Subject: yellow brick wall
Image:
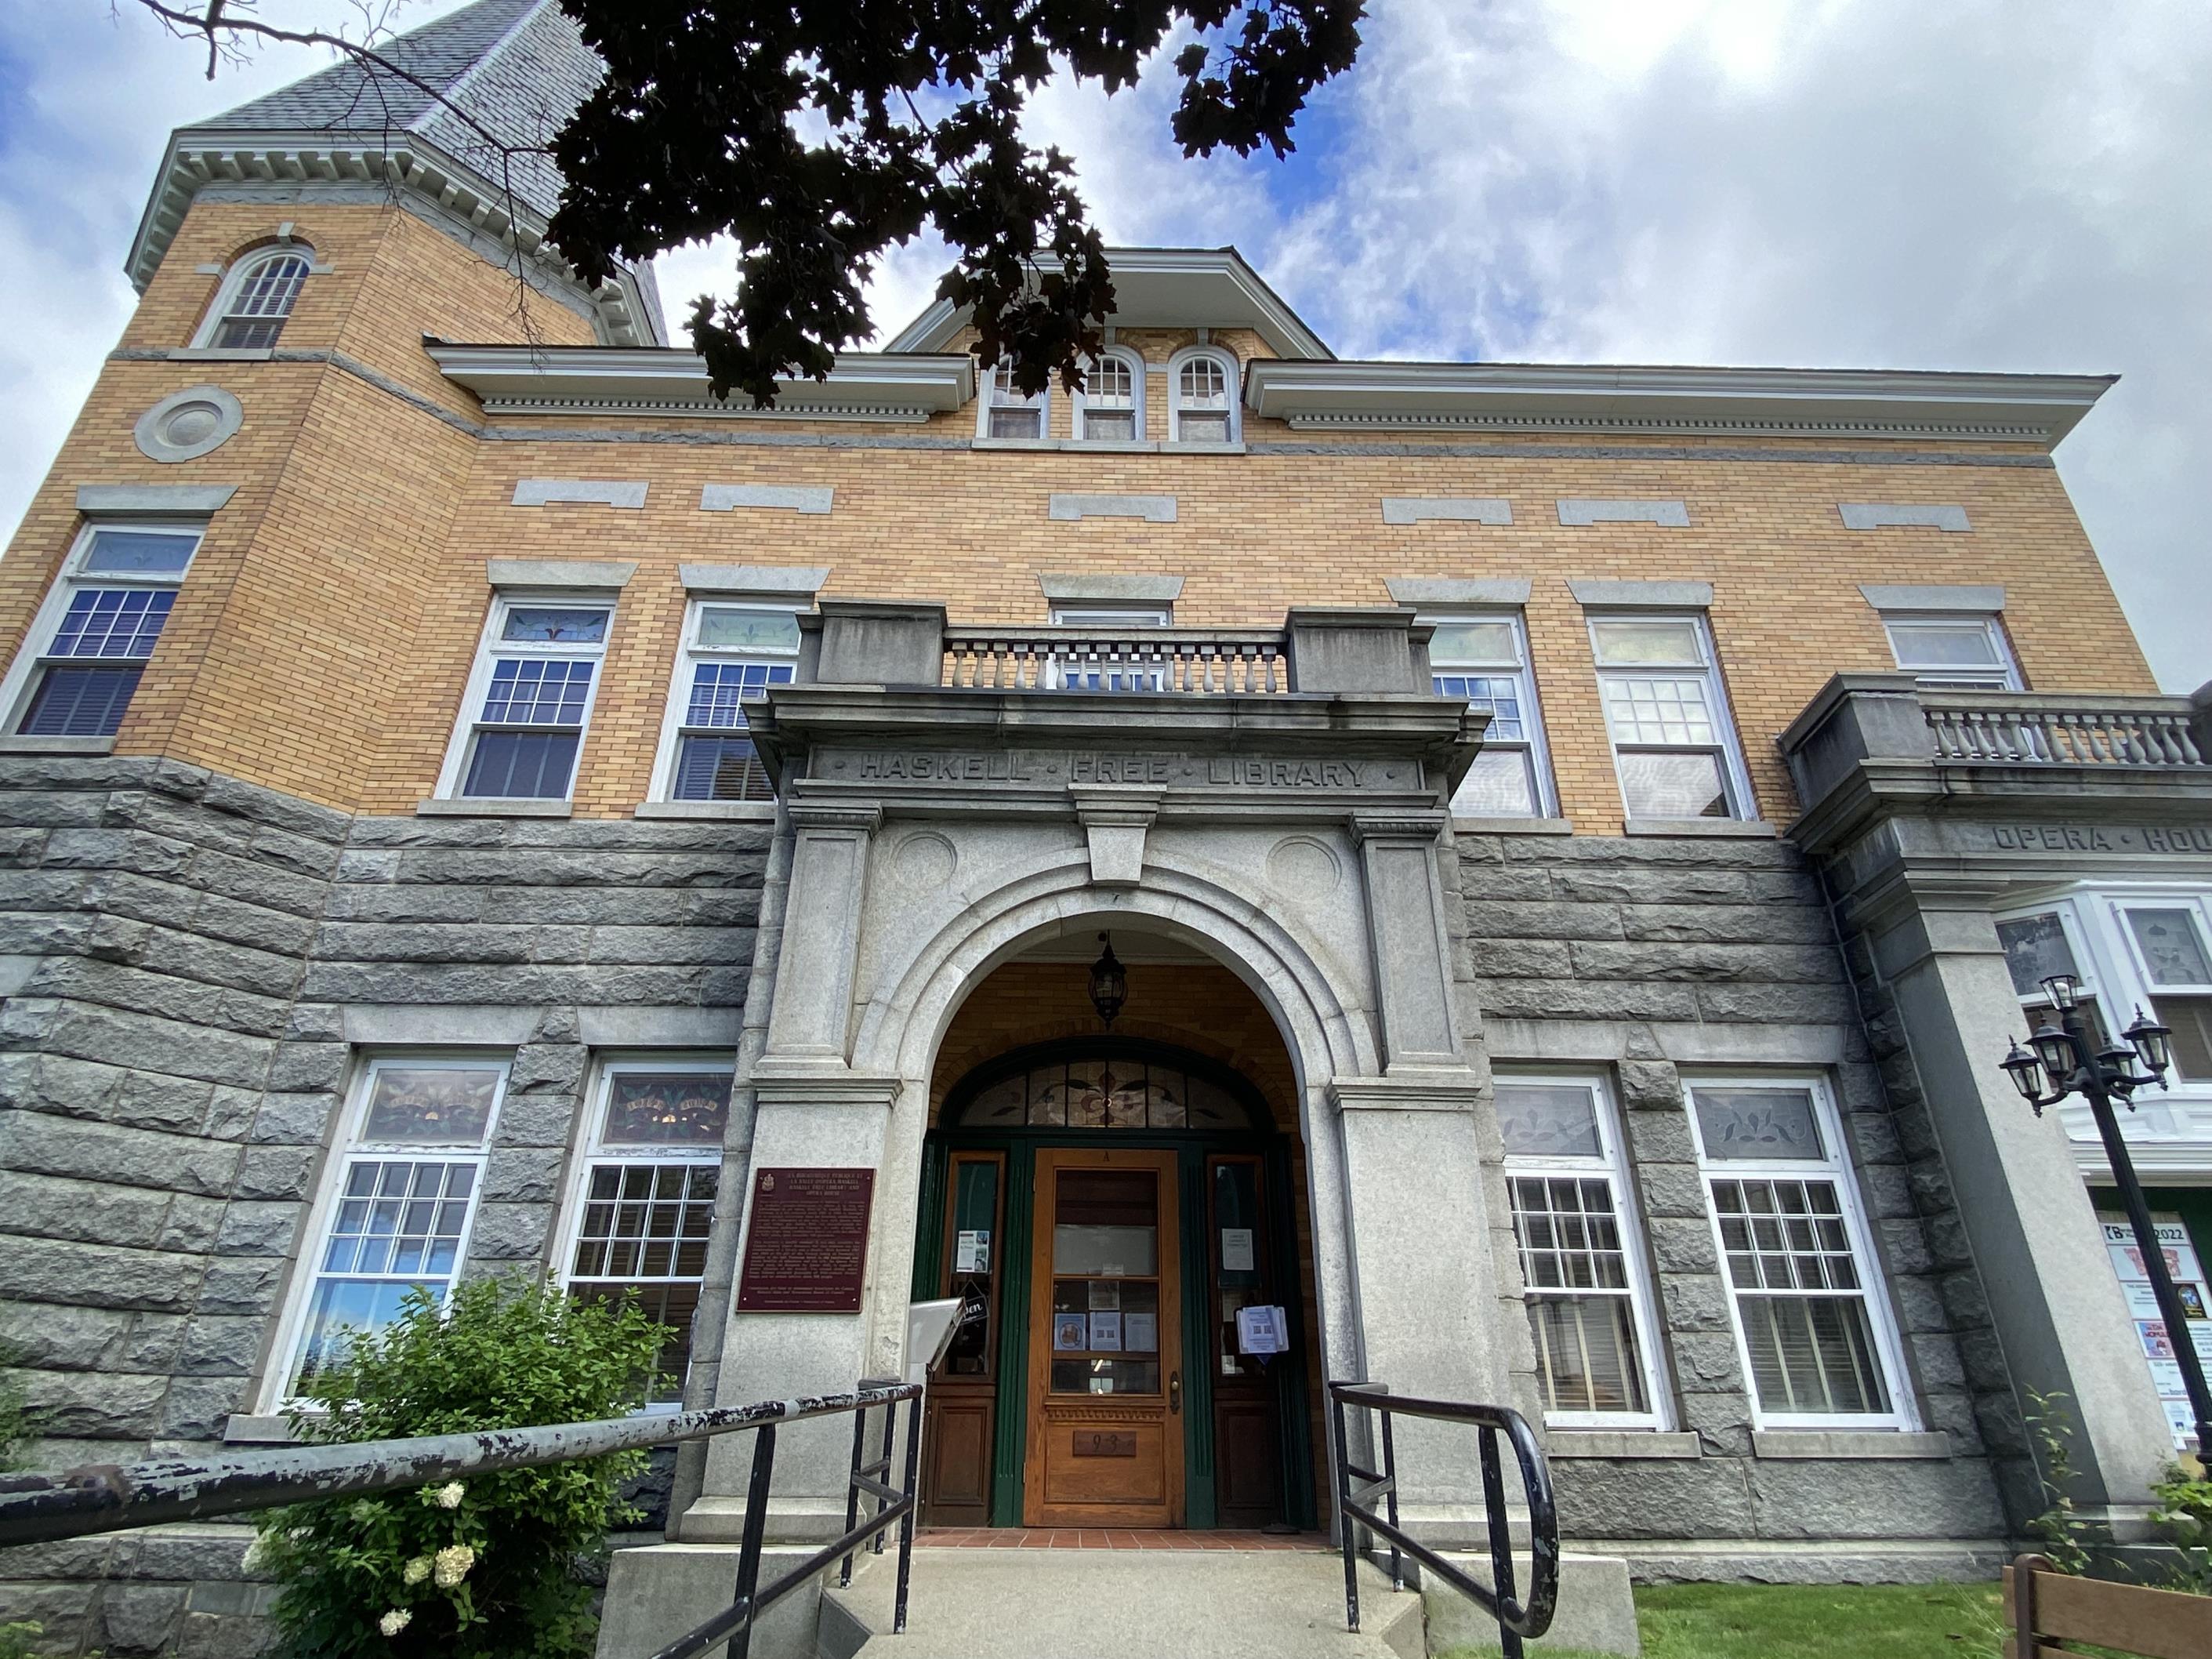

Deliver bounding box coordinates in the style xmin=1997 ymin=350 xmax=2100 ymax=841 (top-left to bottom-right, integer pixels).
xmin=0 ymin=194 xmax=2159 ymax=824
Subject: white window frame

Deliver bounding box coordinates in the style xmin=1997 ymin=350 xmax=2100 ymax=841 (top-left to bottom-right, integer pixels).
xmin=434 ymin=591 xmax=615 ymax=802
xmin=1495 ymin=1070 xmax=1672 ymax=1428
xmin=551 ymin=1056 xmax=735 ymax=1412
xmin=647 ymin=599 xmax=800 ymax=810
xmin=0 ymin=518 xmax=205 ymax=744
xmin=191 ymin=245 xmax=314 ymax=350
xmin=1166 ymin=345 xmax=1241 ymax=445
xmin=1073 ymin=347 xmax=1146 ymax=443
xmin=976 ymin=362 xmax=1050 ymax=442
xmin=1425 ymin=611 xmax=1557 ymax=819
xmin=261 ymin=1053 xmax=509 ymax=1409
xmin=1046 ymin=603 xmax=1172 ymax=692
xmin=1684 ymin=1071 xmax=1916 ymax=1431
xmin=2096 ymin=889 xmax=2212 ymax=1091
xmin=1883 ymin=612 xmax=2022 ymax=690
xmin=1587 ymin=611 xmax=1757 ymax=822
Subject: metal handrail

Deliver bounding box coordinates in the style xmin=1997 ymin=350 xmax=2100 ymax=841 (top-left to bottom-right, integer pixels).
xmin=0 ymin=1381 xmax=925 ymax=1659
xmin=1327 ymin=1379 xmax=1557 ymax=1658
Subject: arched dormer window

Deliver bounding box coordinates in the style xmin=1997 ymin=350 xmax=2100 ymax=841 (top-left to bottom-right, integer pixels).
xmin=198 ymin=247 xmax=311 ymax=350
xmin=979 ymin=360 xmax=1049 ymax=441
xmin=1074 ymin=347 xmax=1144 ymax=442
xmin=1169 ymin=346 xmax=1238 ymax=445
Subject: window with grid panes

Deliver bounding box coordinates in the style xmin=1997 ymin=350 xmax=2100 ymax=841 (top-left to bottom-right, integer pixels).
xmin=1589 ymin=615 xmax=1753 ymax=820
xmin=1496 ymin=1077 xmax=1666 ymax=1424
xmin=1688 ymin=1078 xmax=1909 ymax=1425
xmin=201 ymin=249 xmax=310 ymax=348
xmin=1994 ymin=906 xmax=2115 ymax=1051
xmin=661 ymin=604 xmax=799 ymax=803
xmin=1171 ymin=351 xmax=1235 ymax=442
xmin=1077 ymin=350 xmax=1141 ymax=441
xmin=1046 ymin=604 xmax=1171 ymax=692
xmin=1428 ymin=615 xmax=1554 ymax=818
xmin=1882 ymin=614 xmax=2021 ymax=690
xmin=5 ymin=523 xmax=201 ymax=741
xmin=982 ymin=363 xmax=1047 ymax=439
xmin=446 ymin=601 xmax=610 ymax=800
xmin=277 ymin=1058 xmax=507 ymax=1395
xmin=562 ymin=1064 xmax=732 ymax=1405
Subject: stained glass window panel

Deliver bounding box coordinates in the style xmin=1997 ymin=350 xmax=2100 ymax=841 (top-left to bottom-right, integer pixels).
xmin=82 ymin=531 xmax=198 ymax=576
xmin=361 ymin=1066 xmax=500 ymax=1145
xmin=2127 ymin=909 xmax=2212 ymax=986
xmin=500 ymin=608 xmax=608 ymax=644
xmin=1694 ymin=1088 xmax=1824 ymax=1160
xmin=1590 ymin=619 xmax=1703 ymax=666
xmin=695 ymin=608 xmax=801 ymax=652
xmin=1996 ymin=913 xmax=2078 ymax=998
xmin=600 ymin=1073 xmax=732 ymax=1146
xmin=1496 ymin=1084 xmax=1603 ymax=1159
xmin=1428 ymin=620 xmax=1518 ymax=666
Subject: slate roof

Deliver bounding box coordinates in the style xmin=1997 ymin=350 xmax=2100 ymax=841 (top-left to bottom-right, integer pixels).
xmin=166 ymin=0 xmax=663 ymax=339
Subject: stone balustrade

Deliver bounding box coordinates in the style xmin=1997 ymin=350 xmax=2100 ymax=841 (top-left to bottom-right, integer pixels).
xmin=1920 ymin=691 xmax=2205 ymax=766
xmin=941 ymin=625 xmax=1290 ymax=693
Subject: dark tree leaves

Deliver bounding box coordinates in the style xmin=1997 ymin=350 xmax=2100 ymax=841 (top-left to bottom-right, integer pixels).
xmin=546 ymin=2 xmax=1364 ymax=405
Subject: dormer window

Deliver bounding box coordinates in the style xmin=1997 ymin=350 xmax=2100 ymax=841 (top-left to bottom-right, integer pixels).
xmin=1075 ymin=350 xmax=1144 ymax=442
xmin=981 ymin=362 xmax=1048 ymax=441
xmin=1169 ymin=348 xmax=1237 ymax=444
xmin=198 ymin=248 xmax=311 ymax=349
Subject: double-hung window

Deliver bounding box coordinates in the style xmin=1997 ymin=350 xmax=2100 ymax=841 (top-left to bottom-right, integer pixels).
xmin=981 ymin=362 xmax=1048 ymax=441
xmin=198 ymin=247 xmax=310 ymax=349
xmin=443 ymin=597 xmax=611 ymax=800
xmin=4 ymin=521 xmax=201 ymax=741
xmin=1496 ymin=1075 xmax=1668 ymax=1425
xmin=559 ymin=1062 xmax=732 ymax=1407
xmin=1428 ymin=615 xmax=1555 ymax=818
xmin=1047 ymin=604 xmax=1170 ymax=692
xmin=275 ymin=1057 xmax=507 ymax=1397
xmin=655 ymin=603 xmax=799 ymax=804
xmin=1589 ymin=614 xmax=1754 ymax=821
xmin=1687 ymin=1075 xmax=1911 ymax=1427
xmin=1884 ymin=613 xmax=2021 ymax=690
xmin=1994 ymin=903 xmax=2112 ymax=1045
xmin=1075 ymin=349 xmax=1143 ymax=441
xmin=1169 ymin=349 xmax=1237 ymax=444
xmin=2116 ymin=901 xmax=2212 ymax=1082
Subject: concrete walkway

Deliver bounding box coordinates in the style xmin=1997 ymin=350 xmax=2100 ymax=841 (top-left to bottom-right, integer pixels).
xmin=825 ymin=1545 xmax=1426 ymax=1659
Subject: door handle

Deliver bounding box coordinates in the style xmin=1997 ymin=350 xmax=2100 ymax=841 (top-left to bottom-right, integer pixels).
xmin=1169 ymin=1371 xmax=1181 ymax=1414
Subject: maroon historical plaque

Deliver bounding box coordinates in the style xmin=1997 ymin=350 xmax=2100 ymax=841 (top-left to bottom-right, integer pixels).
xmin=736 ymin=1167 xmax=876 ymax=1312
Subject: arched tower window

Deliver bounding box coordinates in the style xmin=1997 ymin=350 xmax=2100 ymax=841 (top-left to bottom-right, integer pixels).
xmin=198 ymin=248 xmax=311 ymax=349
xmin=1169 ymin=347 xmax=1238 ymax=444
xmin=979 ymin=360 xmax=1049 ymax=441
xmin=1074 ymin=347 xmax=1144 ymax=442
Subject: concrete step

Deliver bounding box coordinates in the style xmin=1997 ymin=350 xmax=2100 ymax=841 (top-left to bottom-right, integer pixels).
xmin=825 ymin=1545 xmax=1425 ymax=1659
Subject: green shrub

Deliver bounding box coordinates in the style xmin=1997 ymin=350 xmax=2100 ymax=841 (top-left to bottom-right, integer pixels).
xmin=252 ymin=1278 xmax=669 ymax=1659
xmin=2150 ymin=1461 xmax=2212 ymax=1592
xmin=0 ymin=1623 xmax=43 ymax=1659
xmin=0 ymin=1340 xmax=30 ymax=1472
xmin=2023 ymin=1389 xmax=2094 ymax=1575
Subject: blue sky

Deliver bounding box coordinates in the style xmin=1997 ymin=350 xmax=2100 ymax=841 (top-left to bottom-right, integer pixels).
xmin=4 ymin=1 xmax=2206 ymax=689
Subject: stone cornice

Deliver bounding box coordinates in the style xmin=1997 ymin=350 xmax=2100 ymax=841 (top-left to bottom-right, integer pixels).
xmin=1244 ymin=361 xmax=2116 ymax=449
xmin=426 ymin=343 xmax=975 ymax=421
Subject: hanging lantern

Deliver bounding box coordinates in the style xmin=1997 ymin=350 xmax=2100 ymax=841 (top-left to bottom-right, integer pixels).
xmin=1089 ymin=933 xmax=1128 ymax=1028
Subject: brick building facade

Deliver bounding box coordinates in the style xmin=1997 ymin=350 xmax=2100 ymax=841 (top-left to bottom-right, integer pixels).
xmin=4 ymin=4 xmax=2210 ymax=1654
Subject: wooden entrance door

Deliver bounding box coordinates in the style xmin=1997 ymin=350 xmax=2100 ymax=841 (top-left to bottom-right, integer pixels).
xmin=1023 ymin=1146 xmax=1184 ymax=1526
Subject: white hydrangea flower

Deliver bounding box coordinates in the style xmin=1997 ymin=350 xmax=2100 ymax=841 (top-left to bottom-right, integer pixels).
xmin=431 ymin=1481 xmax=466 ymax=1509
xmin=402 ymin=1556 xmax=430 ymax=1585
xmin=432 ymin=1543 xmax=476 ymax=1588
xmin=379 ymin=1609 xmax=412 ymax=1637
xmin=240 ymin=1538 xmax=267 ymax=1574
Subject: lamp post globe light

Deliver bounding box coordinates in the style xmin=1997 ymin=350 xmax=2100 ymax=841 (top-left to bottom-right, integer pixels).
xmin=2002 ymin=974 xmax=2210 ymax=1463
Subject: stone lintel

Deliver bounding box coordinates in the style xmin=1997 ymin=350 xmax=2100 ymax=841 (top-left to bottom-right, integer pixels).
xmin=1840 ymin=503 xmax=1972 ymax=532
xmin=1623 ymin=817 xmax=1777 ymax=838
xmin=700 ymin=484 xmax=833 ymax=514
xmin=577 ymin=1007 xmax=742 ymax=1049
xmin=1038 ymin=572 xmax=1185 ymax=603
xmin=680 ymin=563 xmax=829 ymax=598
xmin=76 ymin=483 xmax=238 ymax=515
xmin=484 ymin=557 xmax=638 ymax=591
xmin=1750 ymin=1429 xmax=1953 ymax=1460
xmin=1557 ymin=499 xmax=1691 ymax=528
xmin=1380 ymin=496 xmax=1512 ymax=526
xmin=1483 ymin=1019 xmax=1856 ymax=1068
xmin=1567 ymin=577 xmax=1712 ymax=607
xmin=1387 ymin=576 xmax=1532 ymax=607
xmin=511 ymin=478 xmax=647 ymax=509
xmin=343 ymin=1004 xmax=542 ymax=1047
xmin=1858 ymin=582 xmax=2004 ymax=612
xmin=1046 ymin=492 xmax=1177 ymax=523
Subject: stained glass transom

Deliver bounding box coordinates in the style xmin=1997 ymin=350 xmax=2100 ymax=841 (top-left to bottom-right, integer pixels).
xmin=361 ymin=1065 xmax=500 ymax=1145
xmin=952 ymin=1055 xmax=1256 ymax=1131
xmin=600 ymin=1073 xmax=732 ymax=1146
xmin=1694 ymin=1087 xmax=1824 ymax=1160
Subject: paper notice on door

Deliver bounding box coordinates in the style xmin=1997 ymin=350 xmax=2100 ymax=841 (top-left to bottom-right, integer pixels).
xmin=1053 ymin=1312 xmax=1087 ymax=1352
xmin=1236 ymin=1304 xmax=1288 ymax=1356
xmin=954 ymin=1229 xmax=989 ymax=1273
xmin=1087 ymin=1280 xmax=1121 ymax=1311
xmin=1089 ymin=1312 xmax=1123 ymax=1352
xmin=1123 ymin=1312 xmax=1158 ymax=1352
xmin=1220 ymin=1228 xmax=1256 ymax=1272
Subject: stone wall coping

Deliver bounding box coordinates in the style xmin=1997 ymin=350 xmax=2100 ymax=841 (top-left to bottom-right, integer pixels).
xmin=1858 ymin=582 xmax=2004 ymax=612
xmin=0 ymin=735 xmax=117 ymax=756
xmin=677 ymin=564 xmax=829 ymax=598
xmin=1282 ymin=605 xmax=1423 ymax=631
xmin=1547 ymin=1431 xmax=1703 ymax=1459
xmin=1567 ymin=577 xmax=1712 ymax=607
xmin=76 ymin=482 xmax=238 ymax=515
xmin=416 ymin=797 xmax=575 ymax=818
xmin=345 ymin=1004 xmax=542 ymax=1047
xmin=1481 ymin=1018 xmax=1855 ymax=1067
xmin=1036 ymin=572 xmax=1187 ymax=603
xmin=1750 ymin=1429 xmax=1953 ymax=1460
xmin=1452 ymin=815 xmax=1573 ymax=835
xmin=1623 ymin=817 xmax=1777 ymax=838
xmin=634 ymin=800 xmax=778 ymax=821
xmin=484 ymin=557 xmax=637 ymax=592
xmin=1387 ymin=576 xmax=1533 ymax=606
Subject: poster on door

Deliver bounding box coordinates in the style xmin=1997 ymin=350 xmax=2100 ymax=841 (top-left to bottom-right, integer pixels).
xmin=2100 ymin=1211 xmax=2211 ymax=1449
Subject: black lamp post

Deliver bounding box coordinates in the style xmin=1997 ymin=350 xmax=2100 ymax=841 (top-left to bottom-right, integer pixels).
xmin=2002 ymin=972 xmax=2211 ymax=1463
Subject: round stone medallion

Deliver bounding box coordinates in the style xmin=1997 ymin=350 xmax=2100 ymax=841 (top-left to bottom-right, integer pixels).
xmin=892 ymin=830 xmax=957 ymax=888
xmin=135 ymin=385 xmax=244 ymax=463
xmin=1267 ymin=834 xmax=1341 ymax=898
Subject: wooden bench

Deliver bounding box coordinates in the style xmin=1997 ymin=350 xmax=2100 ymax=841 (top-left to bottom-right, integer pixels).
xmin=2004 ymin=1552 xmax=2212 ymax=1657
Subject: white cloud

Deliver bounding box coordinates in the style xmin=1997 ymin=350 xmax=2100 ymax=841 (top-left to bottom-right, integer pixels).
xmin=2 ymin=0 xmax=2203 ymax=688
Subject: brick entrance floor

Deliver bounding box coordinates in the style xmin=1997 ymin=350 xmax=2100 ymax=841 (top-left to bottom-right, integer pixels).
xmin=915 ymin=1527 xmax=1326 ymax=1549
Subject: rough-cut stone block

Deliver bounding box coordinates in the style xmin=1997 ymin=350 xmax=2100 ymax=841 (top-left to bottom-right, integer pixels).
xmin=466 ymin=1203 xmax=550 ymax=1260
xmin=1552 ymin=868 xmax=1752 ymax=906
xmin=1477 ymin=981 xmax=1701 ymax=1022
xmin=213 ymin=1203 xmax=305 ymax=1256
xmin=1463 ymin=900 xmax=1625 ymax=941
xmin=0 ymin=1301 xmax=132 ymax=1368
xmin=161 ymin=1375 xmax=252 ymax=1438
xmin=0 ymin=1113 xmax=244 ymax=1198
xmin=23 ymin=1368 xmax=169 ymax=1437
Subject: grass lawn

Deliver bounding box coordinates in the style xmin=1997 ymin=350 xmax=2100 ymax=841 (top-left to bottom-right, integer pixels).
xmin=1445 ymin=1580 xmax=2007 ymax=1659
